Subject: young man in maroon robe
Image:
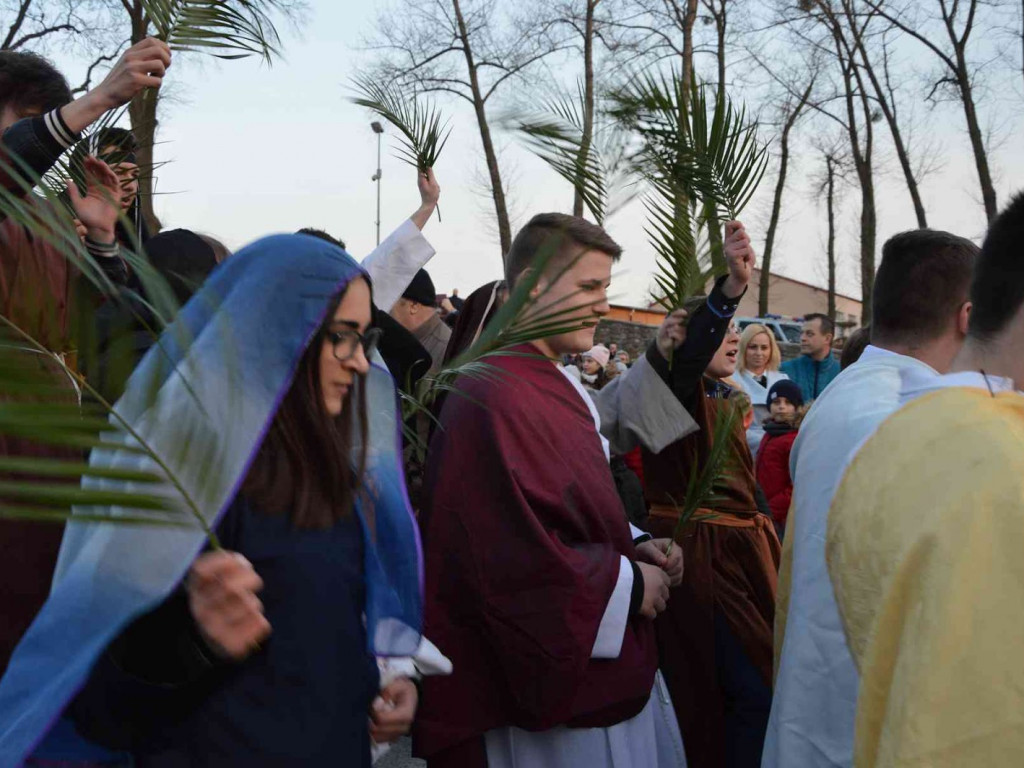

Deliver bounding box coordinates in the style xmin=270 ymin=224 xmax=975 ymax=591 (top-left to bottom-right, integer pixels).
xmin=642 ymin=221 xmax=780 ymax=768
xmin=415 ymin=213 xmax=753 ymax=767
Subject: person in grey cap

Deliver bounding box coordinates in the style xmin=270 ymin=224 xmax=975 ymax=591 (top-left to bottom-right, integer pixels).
xmin=390 ymin=268 xmax=451 ymax=375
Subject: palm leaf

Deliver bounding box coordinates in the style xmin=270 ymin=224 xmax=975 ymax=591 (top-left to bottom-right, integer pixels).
xmin=351 ymin=76 xmax=451 ymax=172
xmin=506 ymin=82 xmax=636 ymax=225
xmin=142 ymin=0 xmax=280 ymax=62
xmin=0 ymin=318 xmax=221 ymax=545
xmin=609 ymin=69 xmax=768 ymax=304
xmin=664 ymin=400 xmax=740 ymax=556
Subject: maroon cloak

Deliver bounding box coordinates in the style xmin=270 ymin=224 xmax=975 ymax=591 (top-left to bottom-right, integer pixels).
xmin=0 ymin=194 xmax=81 ymax=675
xmin=414 ymin=345 xmax=657 ymax=767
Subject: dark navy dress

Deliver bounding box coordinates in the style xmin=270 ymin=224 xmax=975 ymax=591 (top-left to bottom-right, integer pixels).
xmin=72 ymin=496 xmax=380 ymax=767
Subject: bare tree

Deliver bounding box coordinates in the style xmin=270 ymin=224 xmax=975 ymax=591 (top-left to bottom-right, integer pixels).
xmin=758 ymin=71 xmax=816 ymax=316
xmin=865 ymin=0 xmax=998 ymax=221
xmin=2 ymin=0 xmax=127 ymax=95
xmin=538 ymin=0 xmax=605 ymax=216
xmin=367 ymin=0 xmax=566 ymax=254
xmin=604 ymin=0 xmax=700 ymax=95
xmin=834 ymin=1 xmax=930 ymax=227
xmin=810 ymin=143 xmax=850 ymax=324
xmin=2 ymin=0 xmax=80 ymax=50
xmin=779 ymin=1 xmax=877 ymax=322
xmin=700 ymin=0 xmax=727 ymax=93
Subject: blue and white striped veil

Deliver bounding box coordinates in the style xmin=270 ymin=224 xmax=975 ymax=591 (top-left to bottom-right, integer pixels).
xmin=0 ymin=233 xmax=423 ymax=766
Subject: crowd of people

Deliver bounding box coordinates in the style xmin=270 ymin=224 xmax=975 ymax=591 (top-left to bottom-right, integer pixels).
xmin=0 ymin=35 xmax=1022 ymax=768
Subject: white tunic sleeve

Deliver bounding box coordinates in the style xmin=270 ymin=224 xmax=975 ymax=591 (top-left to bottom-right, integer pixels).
xmin=359 ymin=219 xmax=436 ymax=312
xmin=591 ymin=556 xmax=634 ymax=659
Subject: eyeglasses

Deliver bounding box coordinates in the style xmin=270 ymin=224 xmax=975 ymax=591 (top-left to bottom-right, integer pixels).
xmin=327 ymin=327 xmax=382 ymax=362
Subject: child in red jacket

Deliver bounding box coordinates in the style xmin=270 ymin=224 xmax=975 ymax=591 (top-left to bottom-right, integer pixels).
xmin=755 ymin=379 xmax=806 ymax=535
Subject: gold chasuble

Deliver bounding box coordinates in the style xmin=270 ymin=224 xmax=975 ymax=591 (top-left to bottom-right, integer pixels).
xmin=827 ymin=387 xmax=1024 ymax=767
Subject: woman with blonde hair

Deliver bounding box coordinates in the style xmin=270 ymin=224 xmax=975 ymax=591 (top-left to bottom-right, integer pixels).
xmin=736 ymin=323 xmax=789 ymax=456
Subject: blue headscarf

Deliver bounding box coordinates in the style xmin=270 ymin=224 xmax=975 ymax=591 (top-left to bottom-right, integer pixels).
xmin=0 ymin=234 xmax=423 ymax=765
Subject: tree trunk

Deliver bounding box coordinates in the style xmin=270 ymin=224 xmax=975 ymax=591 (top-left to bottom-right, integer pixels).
xmin=831 ymin=16 xmax=875 ymax=324
xmin=574 ymin=0 xmax=597 ymax=219
xmin=956 ymin=59 xmax=997 ymax=221
xmin=843 ymin=1 xmax=927 ymax=227
xmin=759 ymin=78 xmax=814 ymax=316
xmin=826 ymin=155 xmax=837 ymax=325
xmin=127 ymin=2 xmax=161 ymax=235
xmin=680 ymin=0 xmax=698 ymax=93
xmin=452 ymin=0 xmax=511 ymax=253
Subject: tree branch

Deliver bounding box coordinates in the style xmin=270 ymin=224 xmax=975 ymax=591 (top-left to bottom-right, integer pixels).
xmin=2 ymin=0 xmax=33 ymax=50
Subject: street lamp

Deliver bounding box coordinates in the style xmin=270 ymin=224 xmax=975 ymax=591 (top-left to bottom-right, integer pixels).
xmin=371 ymin=121 xmax=384 ymax=246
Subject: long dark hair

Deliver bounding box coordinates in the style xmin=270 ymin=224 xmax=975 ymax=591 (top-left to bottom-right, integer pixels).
xmin=242 ymin=293 xmax=369 ymax=529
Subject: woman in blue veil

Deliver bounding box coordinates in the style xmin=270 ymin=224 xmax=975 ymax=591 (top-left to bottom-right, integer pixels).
xmin=0 ymin=234 xmax=423 ymax=767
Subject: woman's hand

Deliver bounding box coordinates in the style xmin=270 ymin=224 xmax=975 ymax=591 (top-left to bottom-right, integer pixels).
xmin=369 ymin=677 xmax=419 ymax=744
xmin=186 ymin=551 xmax=271 ymax=661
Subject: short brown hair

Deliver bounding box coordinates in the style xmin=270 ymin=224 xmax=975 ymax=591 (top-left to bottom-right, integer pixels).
xmin=873 ymin=229 xmax=977 ymax=348
xmin=504 ymin=213 xmax=622 ymax=288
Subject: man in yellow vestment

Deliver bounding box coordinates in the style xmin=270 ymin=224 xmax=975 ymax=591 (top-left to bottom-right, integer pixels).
xmin=826 ymin=192 xmax=1024 ymax=767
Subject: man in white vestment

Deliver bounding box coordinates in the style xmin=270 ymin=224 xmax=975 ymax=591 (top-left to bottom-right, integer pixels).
xmin=762 ymin=229 xmax=977 ymax=768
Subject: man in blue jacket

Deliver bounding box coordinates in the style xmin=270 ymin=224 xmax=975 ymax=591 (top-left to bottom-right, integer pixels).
xmin=780 ymin=313 xmax=841 ymax=400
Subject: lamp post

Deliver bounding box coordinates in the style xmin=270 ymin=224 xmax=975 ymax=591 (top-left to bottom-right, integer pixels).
xmin=371 ymin=121 xmax=384 ymax=246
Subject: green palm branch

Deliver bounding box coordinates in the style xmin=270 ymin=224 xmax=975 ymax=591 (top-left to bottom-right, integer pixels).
xmin=352 ymin=77 xmax=451 ymax=172
xmin=610 ymin=69 xmax=768 ymax=303
xmin=507 ymin=83 xmax=635 ymax=225
xmin=0 ymin=319 xmax=219 ymax=543
xmin=664 ymin=400 xmax=740 ymax=556
xmin=142 ymin=0 xmax=280 ymax=62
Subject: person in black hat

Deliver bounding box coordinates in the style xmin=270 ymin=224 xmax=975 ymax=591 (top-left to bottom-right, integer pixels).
xmin=755 ymin=378 xmax=806 ymax=537
xmin=389 ymin=268 xmax=451 ymax=375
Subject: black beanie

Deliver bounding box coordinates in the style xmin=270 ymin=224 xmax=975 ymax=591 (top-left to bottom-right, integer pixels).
xmin=402 ymin=269 xmax=437 ymax=307
xmin=767 ymin=379 xmax=804 ymax=409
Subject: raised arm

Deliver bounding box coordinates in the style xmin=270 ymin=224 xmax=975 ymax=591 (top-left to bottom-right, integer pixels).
xmin=362 ymin=169 xmax=440 ymax=311
xmin=0 ymin=39 xmax=170 ymax=201
xmin=661 ymin=220 xmax=752 ymax=410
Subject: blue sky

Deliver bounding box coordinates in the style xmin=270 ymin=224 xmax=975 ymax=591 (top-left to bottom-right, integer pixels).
xmin=54 ymin=0 xmax=1024 ymax=306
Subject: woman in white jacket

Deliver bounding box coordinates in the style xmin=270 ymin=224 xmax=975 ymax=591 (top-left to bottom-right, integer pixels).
xmin=736 ymin=323 xmax=789 ymax=456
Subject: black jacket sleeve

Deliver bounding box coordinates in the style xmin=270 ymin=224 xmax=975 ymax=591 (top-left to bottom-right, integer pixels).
xmin=0 ymin=110 xmax=78 ymax=198
xmin=69 ymin=588 xmax=227 ymax=750
xmin=644 ymin=275 xmax=745 ymax=409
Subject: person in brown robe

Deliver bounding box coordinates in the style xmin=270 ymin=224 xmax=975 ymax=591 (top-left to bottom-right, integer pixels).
xmin=642 ymin=222 xmax=781 ymax=768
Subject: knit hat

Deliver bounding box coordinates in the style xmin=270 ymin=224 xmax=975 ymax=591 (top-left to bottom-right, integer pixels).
xmin=767 ymin=379 xmax=804 ymax=409
xmin=583 ymin=345 xmax=610 ymax=368
xmin=402 ymin=269 xmax=437 ymax=307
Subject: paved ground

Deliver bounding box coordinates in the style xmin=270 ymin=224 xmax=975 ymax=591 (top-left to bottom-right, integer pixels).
xmin=376 ymin=736 xmax=425 ymax=767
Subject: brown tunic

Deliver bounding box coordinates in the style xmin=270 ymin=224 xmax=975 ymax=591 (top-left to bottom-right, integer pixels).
xmin=642 ymin=379 xmax=780 ymax=768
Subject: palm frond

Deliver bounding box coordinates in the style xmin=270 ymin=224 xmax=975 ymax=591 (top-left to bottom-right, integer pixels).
xmin=508 ymin=82 xmax=614 ymax=224
xmin=352 ymin=76 xmax=451 ymax=171
xmin=664 ymin=401 xmax=740 ymax=556
xmin=0 ymin=318 xmax=220 ymax=545
xmin=142 ymin=0 xmax=280 ymax=62
xmin=609 ymin=70 xmax=768 ymax=304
